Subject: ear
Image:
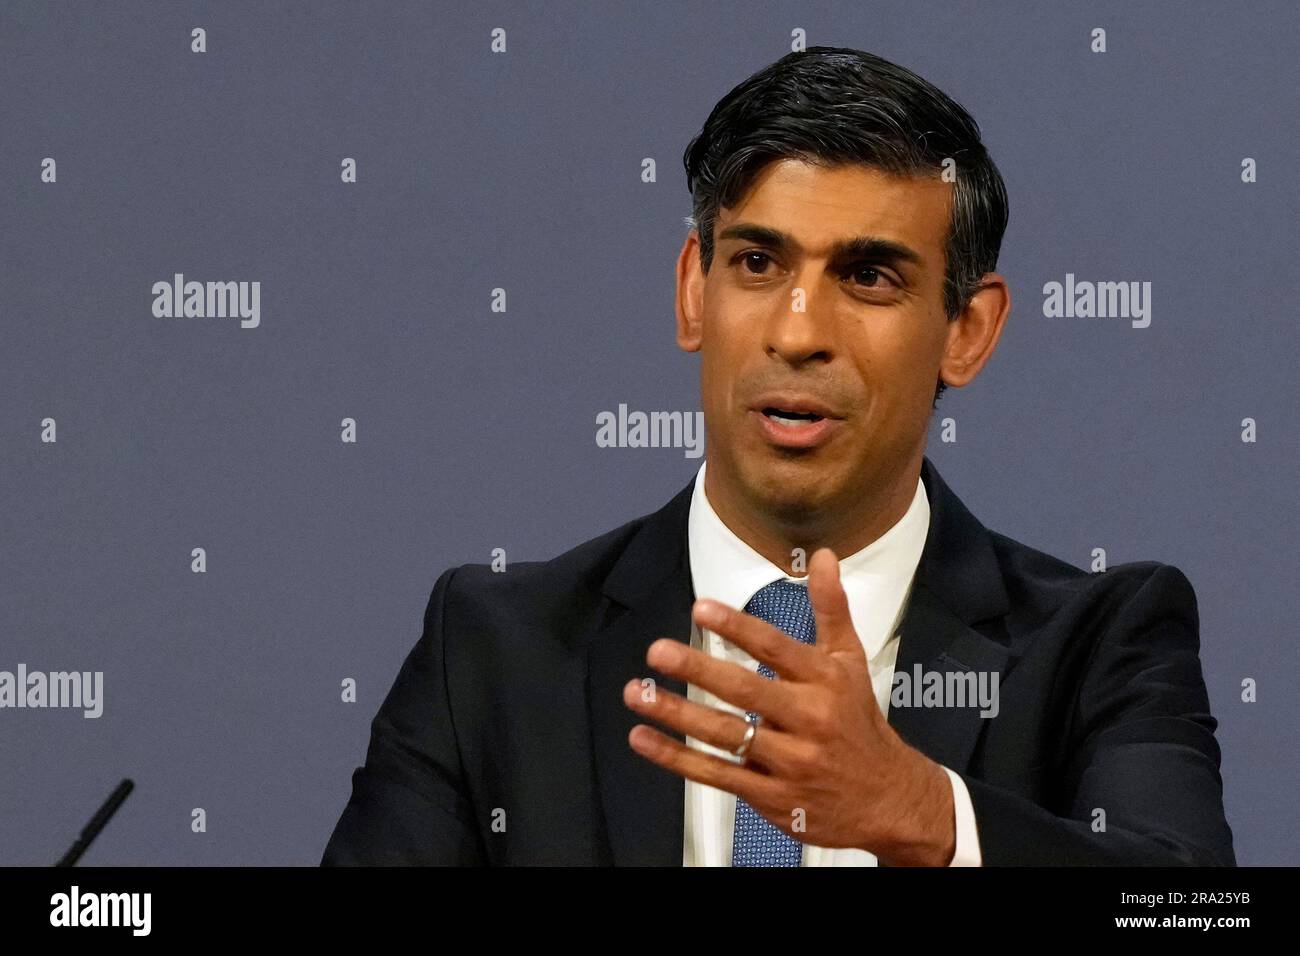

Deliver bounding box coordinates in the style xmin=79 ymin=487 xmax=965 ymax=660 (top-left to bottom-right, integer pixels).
xmin=675 ymin=230 xmax=705 ymax=353
xmin=938 ymin=273 xmax=1011 ymax=389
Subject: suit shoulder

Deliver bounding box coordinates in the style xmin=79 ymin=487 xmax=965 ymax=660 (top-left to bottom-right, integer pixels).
xmin=430 ymin=507 xmax=657 ymax=632
xmin=986 ymin=529 xmax=1197 ymax=626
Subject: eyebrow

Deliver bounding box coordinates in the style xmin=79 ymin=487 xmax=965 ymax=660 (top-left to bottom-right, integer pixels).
xmin=715 ymin=223 xmax=925 ymax=272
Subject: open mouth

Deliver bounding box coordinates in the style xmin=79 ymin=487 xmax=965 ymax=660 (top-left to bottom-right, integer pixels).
xmin=762 ymin=406 xmax=824 ymax=425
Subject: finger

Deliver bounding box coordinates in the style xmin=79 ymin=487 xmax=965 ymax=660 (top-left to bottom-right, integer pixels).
xmin=692 ymin=598 xmax=828 ymax=683
xmin=645 ymin=638 xmax=803 ymax=728
xmin=628 ymin=723 xmax=787 ymax=810
xmin=622 ymin=679 xmax=805 ymax=775
xmin=808 ymin=547 xmax=864 ymax=660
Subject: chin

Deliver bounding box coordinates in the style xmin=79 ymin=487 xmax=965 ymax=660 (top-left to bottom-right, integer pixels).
xmin=746 ymin=459 xmax=836 ymax=520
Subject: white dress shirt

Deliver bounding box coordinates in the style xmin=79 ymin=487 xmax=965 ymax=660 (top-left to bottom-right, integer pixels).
xmin=682 ymin=459 xmax=981 ymax=866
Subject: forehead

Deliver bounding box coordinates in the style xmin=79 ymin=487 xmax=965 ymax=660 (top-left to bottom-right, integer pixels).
xmin=717 ymin=158 xmax=952 ymax=263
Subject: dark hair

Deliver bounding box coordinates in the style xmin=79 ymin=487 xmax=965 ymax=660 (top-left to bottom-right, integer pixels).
xmin=682 ymin=47 xmax=1009 ymax=406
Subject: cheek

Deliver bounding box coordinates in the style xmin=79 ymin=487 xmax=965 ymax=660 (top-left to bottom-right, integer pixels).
xmin=698 ymin=310 xmax=751 ymax=410
xmin=878 ymin=316 xmax=939 ymax=368
xmin=849 ymin=320 xmax=940 ymax=414
xmin=698 ymin=344 xmax=737 ymax=424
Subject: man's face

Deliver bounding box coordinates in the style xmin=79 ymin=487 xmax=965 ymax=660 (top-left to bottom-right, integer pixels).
xmin=676 ymin=158 xmax=956 ymax=525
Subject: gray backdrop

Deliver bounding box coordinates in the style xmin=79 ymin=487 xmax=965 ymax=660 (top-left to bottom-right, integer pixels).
xmin=1 ymin=0 xmax=1296 ymax=865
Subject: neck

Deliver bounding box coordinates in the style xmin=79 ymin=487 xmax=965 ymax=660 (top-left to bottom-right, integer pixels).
xmin=702 ymin=454 xmax=922 ymax=577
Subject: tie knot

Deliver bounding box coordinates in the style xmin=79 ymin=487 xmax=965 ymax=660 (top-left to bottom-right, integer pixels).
xmin=742 ymin=579 xmax=816 ymax=646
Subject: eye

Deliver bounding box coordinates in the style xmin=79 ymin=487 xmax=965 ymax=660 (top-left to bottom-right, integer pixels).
xmin=735 ymin=251 xmax=775 ymax=274
xmin=846 ymin=263 xmax=899 ymax=289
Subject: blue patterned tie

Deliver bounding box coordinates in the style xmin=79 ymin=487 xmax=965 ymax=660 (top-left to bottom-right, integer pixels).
xmin=731 ymin=579 xmax=817 ymax=867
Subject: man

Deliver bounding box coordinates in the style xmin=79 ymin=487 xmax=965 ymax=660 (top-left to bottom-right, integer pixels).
xmin=321 ymin=47 xmax=1234 ymax=866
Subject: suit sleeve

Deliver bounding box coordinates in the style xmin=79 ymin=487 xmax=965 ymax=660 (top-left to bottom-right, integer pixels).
xmin=321 ymin=566 xmax=486 ymax=865
xmin=960 ymin=564 xmax=1236 ymax=865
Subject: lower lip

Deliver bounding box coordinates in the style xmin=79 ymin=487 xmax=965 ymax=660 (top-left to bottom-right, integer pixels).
xmin=750 ymin=410 xmax=840 ymax=449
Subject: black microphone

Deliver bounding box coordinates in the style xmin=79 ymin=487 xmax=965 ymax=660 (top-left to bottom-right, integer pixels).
xmin=54 ymin=778 xmax=134 ymax=867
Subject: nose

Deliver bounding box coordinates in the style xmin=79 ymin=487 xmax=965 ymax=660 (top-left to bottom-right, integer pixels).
xmin=763 ymin=281 xmax=834 ymax=366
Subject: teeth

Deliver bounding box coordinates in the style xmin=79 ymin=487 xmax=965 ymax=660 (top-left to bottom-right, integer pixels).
xmin=769 ymin=412 xmax=816 ymax=425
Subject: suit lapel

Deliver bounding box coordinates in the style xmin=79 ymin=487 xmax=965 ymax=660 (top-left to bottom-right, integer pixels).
xmin=886 ymin=458 xmax=1013 ymax=774
xmin=587 ymin=478 xmax=695 ymax=866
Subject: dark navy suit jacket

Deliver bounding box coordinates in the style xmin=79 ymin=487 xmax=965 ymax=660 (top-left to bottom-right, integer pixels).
xmin=322 ymin=457 xmax=1235 ymax=865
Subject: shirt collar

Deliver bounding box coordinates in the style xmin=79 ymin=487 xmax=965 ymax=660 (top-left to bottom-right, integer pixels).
xmin=686 ymin=459 xmax=930 ymax=661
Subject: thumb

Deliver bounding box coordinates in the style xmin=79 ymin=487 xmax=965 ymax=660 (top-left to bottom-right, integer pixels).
xmin=807 ymin=547 xmax=863 ymax=660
